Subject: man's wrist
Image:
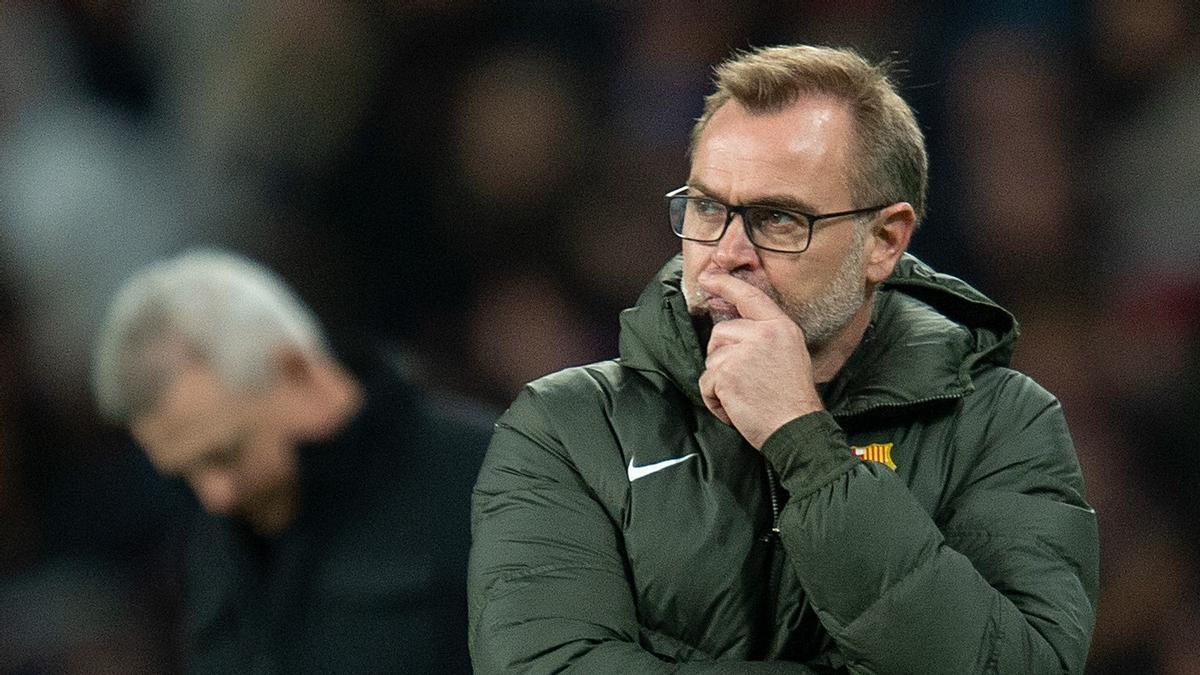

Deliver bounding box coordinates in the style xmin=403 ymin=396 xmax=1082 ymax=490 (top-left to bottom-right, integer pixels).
xmin=760 ymin=411 xmax=859 ymax=498
xmin=748 ymin=396 xmax=824 ymax=449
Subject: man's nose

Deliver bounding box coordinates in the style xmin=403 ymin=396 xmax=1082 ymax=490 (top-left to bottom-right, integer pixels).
xmin=712 ymin=212 xmax=760 ymax=270
xmin=191 ymin=470 xmax=240 ymax=516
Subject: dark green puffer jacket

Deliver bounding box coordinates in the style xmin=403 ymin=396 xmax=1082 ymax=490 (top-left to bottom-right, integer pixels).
xmin=469 ymin=254 xmax=1098 ymax=674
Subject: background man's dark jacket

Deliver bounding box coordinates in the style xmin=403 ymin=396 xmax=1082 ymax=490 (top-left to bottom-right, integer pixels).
xmin=186 ymin=343 xmax=492 ymax=674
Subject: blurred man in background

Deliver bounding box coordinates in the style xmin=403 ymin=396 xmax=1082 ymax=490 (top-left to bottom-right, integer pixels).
xmin=92 ymin=249 xmax=489 ymax=673
xmin=469 ymin=44 xmax=1098 ymax=672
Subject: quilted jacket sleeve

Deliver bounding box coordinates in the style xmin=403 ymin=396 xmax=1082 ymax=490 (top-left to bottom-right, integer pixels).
xmin=468 ymin=386 xmax=817 ymax=674
xmin=761 ymin=368 xmax=1099 ymax=674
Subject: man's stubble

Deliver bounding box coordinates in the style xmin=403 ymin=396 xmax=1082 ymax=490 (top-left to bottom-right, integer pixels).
xmin=684 ymin=223 xmax=870 ymax=351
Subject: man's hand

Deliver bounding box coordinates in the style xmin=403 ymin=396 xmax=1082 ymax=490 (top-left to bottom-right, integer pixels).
xmin=697 ymin=273 xmax=824 ymax=449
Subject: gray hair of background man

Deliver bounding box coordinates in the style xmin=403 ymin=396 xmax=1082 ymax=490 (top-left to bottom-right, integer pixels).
xmin=92 ymin=249 xmax=328 ymax=424
xmin=689 ymin=44 xmax=929 ymax=227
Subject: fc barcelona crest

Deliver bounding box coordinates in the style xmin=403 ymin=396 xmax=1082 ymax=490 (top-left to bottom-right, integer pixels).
xmin=850 ymin=442 xmax=896 ymax=470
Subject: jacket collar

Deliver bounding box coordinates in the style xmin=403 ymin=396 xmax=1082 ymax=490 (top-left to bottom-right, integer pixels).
xmin=618 ymin=254 xmax=1018 ymax=419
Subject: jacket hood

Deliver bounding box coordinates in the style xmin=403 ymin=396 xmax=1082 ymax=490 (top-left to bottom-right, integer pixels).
xmin=617 ymin=253 xmax=1019 ymax=418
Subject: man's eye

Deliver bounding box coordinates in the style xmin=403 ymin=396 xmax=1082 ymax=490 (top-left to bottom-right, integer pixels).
xmin=754 ymin=209 xmax=801 ymax=231
xmin=206 ymin=451 xmax=237 ymax=468
xmin=205 ymin=440 xmax=244 ymax=469
xmin=693 ymin=199 xmax=725 ymax=218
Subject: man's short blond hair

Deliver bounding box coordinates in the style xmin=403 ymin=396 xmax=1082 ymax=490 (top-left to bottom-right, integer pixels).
xmin=690 ymin=45 xmax=928 ymax=225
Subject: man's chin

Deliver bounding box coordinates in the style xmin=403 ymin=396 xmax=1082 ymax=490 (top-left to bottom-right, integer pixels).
xmin=237 ymin=492 xmax=298 ymax=537
xmin=243 ymin=508 xmax=291 ymax=537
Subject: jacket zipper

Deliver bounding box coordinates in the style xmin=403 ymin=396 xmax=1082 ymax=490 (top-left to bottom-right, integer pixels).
xmin=759 ymin=461 xmax=785 ymax=657
xmin=834 ymin=392 xmax=964 ymax=420
xmin=763 ymin=463 xmax=782 ymax=541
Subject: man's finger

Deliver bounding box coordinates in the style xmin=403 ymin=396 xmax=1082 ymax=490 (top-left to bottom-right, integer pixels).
xmin=698 ymin=273 xmax=786 ymax=321
xmin=706 ymin=318 xmax=757 ymax=354
xmin=698 ymin=370 xmax=732 ymax=425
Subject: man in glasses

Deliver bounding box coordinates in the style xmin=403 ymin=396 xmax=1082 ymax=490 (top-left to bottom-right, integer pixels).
xmin=469 ymin=45 xmax=1097 ymax=672
xmin=92 ymin=249 xmax=489 ymax=673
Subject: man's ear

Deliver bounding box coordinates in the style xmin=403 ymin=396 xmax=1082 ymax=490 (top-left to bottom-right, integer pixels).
xmin=864 ymin=202 xmax=916 ymax=284
xmin=272 ymin=346 xmax=315 ymax=388
xmin=269 ymin=346 xmax=359 ymax=437
xmin=269 ymin=346 xmax=335 ymax=435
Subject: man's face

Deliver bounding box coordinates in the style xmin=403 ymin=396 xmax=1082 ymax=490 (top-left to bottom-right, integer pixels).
xmin=131 ymin=363 xmax=305 ymax=536
xmin=682 ymin=96 xmax=872 ymax=348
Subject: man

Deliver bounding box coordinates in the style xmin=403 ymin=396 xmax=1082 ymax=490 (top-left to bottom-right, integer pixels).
xmin=92 ymin=249 xmax=490 ymax=673
xmin=468 ymin=45 xmax=1098 ymax=673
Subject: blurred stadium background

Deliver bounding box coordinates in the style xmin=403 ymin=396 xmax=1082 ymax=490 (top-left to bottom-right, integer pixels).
xmin=0 ymin=1 xmax=1197 ymax=672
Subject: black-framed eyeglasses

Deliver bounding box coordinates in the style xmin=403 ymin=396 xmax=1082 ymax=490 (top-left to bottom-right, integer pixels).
xmin=665 ymin=186 xmax=890 ymax=253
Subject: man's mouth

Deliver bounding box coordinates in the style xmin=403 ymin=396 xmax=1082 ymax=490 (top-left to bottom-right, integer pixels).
xmin=705 ymin=296 xmax=741 ymax=322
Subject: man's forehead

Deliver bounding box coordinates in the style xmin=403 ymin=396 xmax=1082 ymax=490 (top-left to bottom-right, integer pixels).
xmin=689 ymin=97 xmax=854 ymax=205
xmin=705 ymin=98 xmax=848 ymax=147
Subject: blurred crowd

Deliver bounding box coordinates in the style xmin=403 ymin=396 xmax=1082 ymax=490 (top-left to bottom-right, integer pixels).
xmin=0 ymin=1 xmax=1197 ymax=673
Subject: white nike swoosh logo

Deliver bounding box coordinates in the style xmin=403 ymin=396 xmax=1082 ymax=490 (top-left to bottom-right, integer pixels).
xmin=627 ymin=453 xmax=699 ymax=482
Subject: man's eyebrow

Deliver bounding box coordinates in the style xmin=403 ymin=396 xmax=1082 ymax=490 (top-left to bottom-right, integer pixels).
xmin=686 ymin=180 xmax=817 ymax=213
xmin=685 ymin=179 xmax=719 ymax=199
xmin=746 ymin=194 xmax=818 ymax=214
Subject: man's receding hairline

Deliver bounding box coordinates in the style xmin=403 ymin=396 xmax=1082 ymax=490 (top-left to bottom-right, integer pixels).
xmin=688 ymin=44 xmax=928 ymax=224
